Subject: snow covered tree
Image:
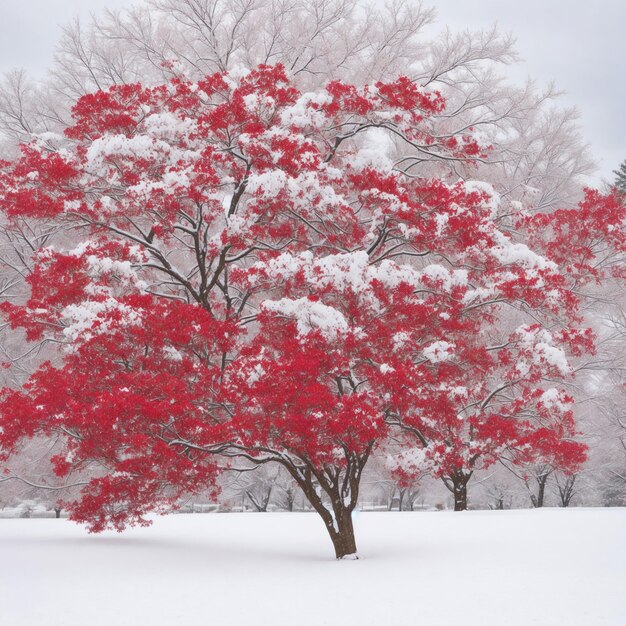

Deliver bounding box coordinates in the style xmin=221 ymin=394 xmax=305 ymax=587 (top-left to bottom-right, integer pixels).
xmin=0 ymin=3 xmax=601 ymax=517
xmin=0 ymin=64 xmax=605 ymax=556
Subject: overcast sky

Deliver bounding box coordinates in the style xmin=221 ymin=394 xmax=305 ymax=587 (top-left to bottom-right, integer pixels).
xmin=0 ymin=0 xmax=624 ymax=182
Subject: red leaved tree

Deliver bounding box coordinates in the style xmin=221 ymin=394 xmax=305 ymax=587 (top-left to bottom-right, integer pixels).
xmin=0 ymin=64 xmax=600 ymax=556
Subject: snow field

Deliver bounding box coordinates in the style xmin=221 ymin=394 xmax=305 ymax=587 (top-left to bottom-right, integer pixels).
xmin=1 ymin=508 xmax=624 ymax=626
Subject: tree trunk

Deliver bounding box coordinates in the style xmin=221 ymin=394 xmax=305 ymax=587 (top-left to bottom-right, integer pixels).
xmin=443 ymin=469 xmax=472 ymax=511
xmin=536 ymin=478 xmax=546 ymax=508
xmin=285 ymin=490 xmax=295 ymax=512
xmin=527 ymin=467 xmax=552 ymax=508
xmin=54 ymin=507 xmax=62 ymax=519
xmin=453 ymin=479 xmax=467 ymax=511
xmin=386 ymin=486 xmax=395 ymax=511
xmin=326 ymin=508 xmax=358 ymax=559
xmin=531 ymin=474 xmax=549 ymax=508
xmin=282 ymin=447 xmax=372 ymax=559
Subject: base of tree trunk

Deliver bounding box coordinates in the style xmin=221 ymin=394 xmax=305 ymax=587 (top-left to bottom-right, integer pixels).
xmin=327 ymin=511 xmax=359 ymax=559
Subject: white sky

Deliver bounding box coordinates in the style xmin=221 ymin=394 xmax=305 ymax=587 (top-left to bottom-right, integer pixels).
xmin=0 ymin=0 xmax=624 ymax=182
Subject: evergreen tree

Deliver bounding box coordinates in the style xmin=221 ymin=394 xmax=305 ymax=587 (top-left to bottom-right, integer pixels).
xmin=614 ymin=159 xmax=626 ymax=193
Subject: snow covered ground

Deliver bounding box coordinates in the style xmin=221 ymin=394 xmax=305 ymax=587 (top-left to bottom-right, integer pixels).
xmin=1 ymin=508 xmax=624 ymax=626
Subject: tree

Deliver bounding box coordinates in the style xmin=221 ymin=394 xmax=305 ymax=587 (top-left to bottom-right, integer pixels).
xmin=381 ymin=445 xmax=428 ymax=510
xmin=429 ymin=187 xmax=626 ymax=510
xmin=0 ymin=3 xmax=602 ymax=513
xmin=0 ymin=64 xmax=601 ymax=557
xmin=614 ymin=160 xmax=626 ymax=195
xmin=554 ymin=471 xmax=577 ymax=507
